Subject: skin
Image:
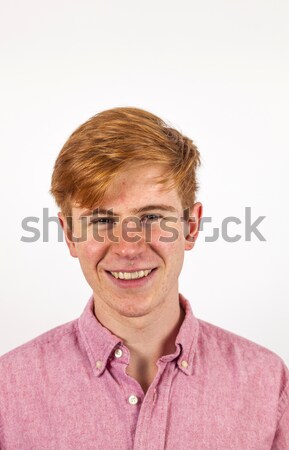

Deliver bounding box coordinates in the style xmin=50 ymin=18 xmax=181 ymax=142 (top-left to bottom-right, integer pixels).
xmin=59 ymin=163 xmax=202 ymax=393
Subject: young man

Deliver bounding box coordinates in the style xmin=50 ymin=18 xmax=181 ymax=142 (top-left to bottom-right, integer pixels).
xmin=0 ymin=108 xmax=288 ymax=449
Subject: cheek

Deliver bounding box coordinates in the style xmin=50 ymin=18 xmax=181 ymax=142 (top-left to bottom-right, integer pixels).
xmin=148 ymin=221 xmax=185 ymax=246
xmin=75 ymin=240 xmax=105 ymax=266
xmin=151 ymin=225 xmax=185 ymax=260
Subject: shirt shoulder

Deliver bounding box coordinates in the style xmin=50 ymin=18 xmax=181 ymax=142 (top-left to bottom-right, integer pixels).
xmin=197 ymin=318 xmax=289 ymax=421
xmin=197 ymin=318 xmax=287 ymax=366
xmin=0 ymin=319 xmax=79 ymax=372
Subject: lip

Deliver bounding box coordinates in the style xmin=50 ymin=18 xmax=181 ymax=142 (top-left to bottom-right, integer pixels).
xmin=105 ymin=268 xmax=157 ymax=288
xmin=107 ymin=268 xmax=155 ymax=273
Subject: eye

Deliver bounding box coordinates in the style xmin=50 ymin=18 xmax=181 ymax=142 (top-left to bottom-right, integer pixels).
xmin=141 ymin=214 xmax=162 ymax=223
xmin=90 ymin=217 xmax=116 ymax=225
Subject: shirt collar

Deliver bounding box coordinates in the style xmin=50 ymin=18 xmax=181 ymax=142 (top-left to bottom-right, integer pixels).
xmin=78 ymin=297 xmax=122 ymax=377
xmin=175 ymin=293 xmax=199 ymax=375
xmin=78 ymin=293 xmax=199 ymax=377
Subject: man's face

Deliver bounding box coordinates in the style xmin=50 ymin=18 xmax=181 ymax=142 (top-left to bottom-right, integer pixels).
xmin=60 ymin=164 xmax=202 ymax=319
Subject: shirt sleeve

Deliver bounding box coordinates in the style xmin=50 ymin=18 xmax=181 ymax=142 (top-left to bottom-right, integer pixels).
xmin=0 ymin=404 xmax=3 ymax=449
xmin=271 ymin=382 xmax=289 ymax=450
xmin=0 ymin=415 xmax=4 ymax=449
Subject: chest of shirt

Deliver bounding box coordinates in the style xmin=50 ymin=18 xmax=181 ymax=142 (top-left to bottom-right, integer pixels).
xmin=1 ymin=356 xmax=277 ymax=450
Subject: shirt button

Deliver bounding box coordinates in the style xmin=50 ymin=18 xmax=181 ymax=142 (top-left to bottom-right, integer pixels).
xmin=114 ymin=348 xmax=123 ymax=358
xmin=128 ymin=395 xmax=138 ymax=405
xmin=96 ymin=360 xmax=103 ymax=370
xmin=181 ymin=360 xmax=188 ymax=369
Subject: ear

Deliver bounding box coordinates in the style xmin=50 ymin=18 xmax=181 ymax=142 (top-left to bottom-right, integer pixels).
xmin=184 ymin=202 xmax=203 ymax=251
xmin=58 ymin=212 xmax=78 ymax=258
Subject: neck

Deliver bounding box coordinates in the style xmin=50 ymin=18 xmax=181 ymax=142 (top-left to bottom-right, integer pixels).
xmin=93 ymin=294 xmax=185 ymax=362
xmin=93 ymin=294 xmax=185 ymax=393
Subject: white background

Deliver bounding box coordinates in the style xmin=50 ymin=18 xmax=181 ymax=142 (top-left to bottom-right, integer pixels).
xmin=0 ymin=0 xmax=288 ymax=364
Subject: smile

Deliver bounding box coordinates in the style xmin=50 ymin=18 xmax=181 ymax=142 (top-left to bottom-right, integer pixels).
xmin=110 ymin=269 xmax=152 ymax=280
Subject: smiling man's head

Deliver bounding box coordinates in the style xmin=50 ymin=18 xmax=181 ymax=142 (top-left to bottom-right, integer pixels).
xmin=50 ymin=107 xmax=202 ymax=319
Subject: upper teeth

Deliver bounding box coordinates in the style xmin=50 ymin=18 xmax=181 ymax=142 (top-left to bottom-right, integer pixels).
xmin=110 ymin=269 xmax=152 ymax=280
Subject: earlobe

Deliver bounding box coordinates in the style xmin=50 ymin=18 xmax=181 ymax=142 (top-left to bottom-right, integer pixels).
xmin=58 ymin=212 xmax=78 ymax=258
xmin=184 ymin=202 xmax=203 ymax=251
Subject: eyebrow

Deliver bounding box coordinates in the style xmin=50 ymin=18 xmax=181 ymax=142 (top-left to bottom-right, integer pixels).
xmin=79 ymin=204 xmax=179 ymax=219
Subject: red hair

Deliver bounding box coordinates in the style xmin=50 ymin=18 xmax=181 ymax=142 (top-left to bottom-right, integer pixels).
xmin=50 ymin=107 xmax=200 ymax=217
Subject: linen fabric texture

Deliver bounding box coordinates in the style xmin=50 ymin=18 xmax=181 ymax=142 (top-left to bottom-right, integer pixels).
xmin=0 ymin=294 xmax=288 ymax=450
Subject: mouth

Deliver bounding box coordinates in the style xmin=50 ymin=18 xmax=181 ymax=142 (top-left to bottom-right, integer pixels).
xmin=109 ymin=269 xmax=153 ymax=280
xmin=105 ymin=268 xmax=157 ymax=288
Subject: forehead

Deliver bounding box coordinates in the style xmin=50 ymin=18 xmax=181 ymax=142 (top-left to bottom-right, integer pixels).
xmin=102 ymin=163 xmax=180 ymax=205
xmin=72 ymin=163 xmax=183 ymax=216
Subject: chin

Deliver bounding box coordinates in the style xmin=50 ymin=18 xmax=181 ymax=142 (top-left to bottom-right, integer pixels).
xmin=113 ymin=298 xmax=154 ymax=318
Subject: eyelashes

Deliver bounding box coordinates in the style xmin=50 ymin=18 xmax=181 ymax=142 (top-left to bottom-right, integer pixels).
xmin=89 ymin=214 xmax=163 ymax=226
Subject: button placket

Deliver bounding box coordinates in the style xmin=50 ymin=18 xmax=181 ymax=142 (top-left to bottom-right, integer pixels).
xmin=133 ymin=359 xmax=175 ymax=450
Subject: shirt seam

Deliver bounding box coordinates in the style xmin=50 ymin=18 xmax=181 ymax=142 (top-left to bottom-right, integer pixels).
xmin=0 ymin=416 xmax=5 ymax=449
xmin=276 ymin=379 xmax=289 ymax=426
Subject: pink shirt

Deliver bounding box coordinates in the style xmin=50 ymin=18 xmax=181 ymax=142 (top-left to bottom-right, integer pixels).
xmin=0 ymin=294 xmax=288 ymax=450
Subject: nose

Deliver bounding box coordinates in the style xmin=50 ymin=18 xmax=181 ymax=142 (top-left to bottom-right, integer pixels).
xmin=110 ymin=218 xmax=147 ymax=258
